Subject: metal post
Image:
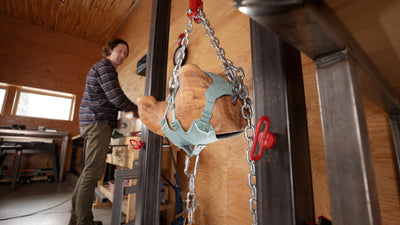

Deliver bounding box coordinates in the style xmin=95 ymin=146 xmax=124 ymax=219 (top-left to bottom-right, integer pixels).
xmin=135 ymin=0 xmax=171 ymax=224
xmin=389 ymin=115 xmax=400 ymax=184
xmin=250 ymin=19 xmax=314 ymax=225
xmin=315 ymin=50 xmax=381 ymax=225
xmin=111 ymin=168 xmax=140 ymax=225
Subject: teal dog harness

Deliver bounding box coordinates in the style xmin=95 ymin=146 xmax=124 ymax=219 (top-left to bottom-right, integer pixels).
xmin=161 ymin=71 xmax=241 ymax=156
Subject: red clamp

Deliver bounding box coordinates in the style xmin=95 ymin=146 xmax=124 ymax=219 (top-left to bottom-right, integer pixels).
xmin=130 ymin=139 xmax=143 ymax=150
xmin=250 ymin=116 xmax=276 ymax=161
xmin=187 ymin=0 xmax=203 ymax=23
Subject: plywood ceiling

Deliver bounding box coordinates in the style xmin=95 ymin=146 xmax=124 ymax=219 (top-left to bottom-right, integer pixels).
xmin=0 ymin=0 xmax=138 ymax=44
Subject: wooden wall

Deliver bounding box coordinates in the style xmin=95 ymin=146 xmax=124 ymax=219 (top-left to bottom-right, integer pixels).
xmin=0 ymin=0 xmax=398 ymax=224
xmin=0 ymin=14 xmax=101 ymax=170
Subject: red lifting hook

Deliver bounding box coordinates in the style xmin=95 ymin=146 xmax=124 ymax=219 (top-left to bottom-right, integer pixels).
xmin=130 ymin=139 xmax=143 ymax=150
xmin=250 ymin=116 xmax=276 ymax=161
xmin=187 ymin=0 xmax=203 ymax=23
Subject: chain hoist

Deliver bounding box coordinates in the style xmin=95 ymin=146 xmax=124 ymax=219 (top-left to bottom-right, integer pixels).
xmin=169 ymin=1 xmax=276 ymax=224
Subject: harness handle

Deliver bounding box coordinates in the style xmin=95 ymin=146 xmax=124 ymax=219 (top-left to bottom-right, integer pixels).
xmin=250 ymin=116 xmax=276 ymax=161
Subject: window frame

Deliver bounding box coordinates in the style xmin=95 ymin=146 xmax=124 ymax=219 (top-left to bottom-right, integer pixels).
xmin=11 ymin=85 xmax=76 ymax=121
xmin=0 ymin=83 xmax=8 ymax=115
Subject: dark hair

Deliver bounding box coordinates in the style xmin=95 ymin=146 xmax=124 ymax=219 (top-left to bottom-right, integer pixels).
xmin=102 ymin=38 xmax=129 ymax=57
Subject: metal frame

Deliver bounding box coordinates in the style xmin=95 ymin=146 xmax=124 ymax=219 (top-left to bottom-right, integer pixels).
xmin=315 ymin=50 xmax=381 ymax=224
xmin=250 ymin=19 xmax=314 ymax=224
xmin=390 ymin=115 xmax=400 ymax=184
xmin=0 ymin=128 xmax=68 ymax=181
xmin=111 ymin=165 xmax=140 ymax=225
xmin=135 ymin=0 xmax=171 ymax=224
xmin=233 ymin=0 xmax=400 ymax=224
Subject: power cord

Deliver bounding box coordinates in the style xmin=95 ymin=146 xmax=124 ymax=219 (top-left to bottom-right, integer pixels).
xmin=0 ymin=196 xmax=72 ymax=221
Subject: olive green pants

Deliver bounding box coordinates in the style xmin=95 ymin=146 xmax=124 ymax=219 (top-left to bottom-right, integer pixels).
xmin=71 ymin=122 xmax=113 ymax=225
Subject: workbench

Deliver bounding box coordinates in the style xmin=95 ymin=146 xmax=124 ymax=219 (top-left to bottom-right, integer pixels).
xmin=0 ymin=128 xmax=69 ymax=182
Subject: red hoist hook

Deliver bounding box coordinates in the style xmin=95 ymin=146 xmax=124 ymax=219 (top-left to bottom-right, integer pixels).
xmin=187 ymin=0 xmax=203 ymax=23
xmin=250 ymin=116 xmax=277 ymax=161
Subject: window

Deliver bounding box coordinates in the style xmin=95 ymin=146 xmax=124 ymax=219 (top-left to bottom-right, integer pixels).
xmin=0 ymin=86 xmax=6 ymax=114
xmin=13 ymin=86 xmax=76 ymax=121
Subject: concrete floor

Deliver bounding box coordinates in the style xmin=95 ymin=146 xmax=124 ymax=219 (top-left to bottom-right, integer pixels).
xmin=0 ymin=173 xmax=114 ymax=225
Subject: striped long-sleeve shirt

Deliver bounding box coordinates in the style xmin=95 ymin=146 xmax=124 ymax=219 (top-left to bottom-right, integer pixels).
xmin=79 ymin=58 xmax=138 ymax=128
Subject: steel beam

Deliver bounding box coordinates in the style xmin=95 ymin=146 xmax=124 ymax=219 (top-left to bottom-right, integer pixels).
xmin=135 ymin=0 xmax=171 ymax=224
xmin=315 ymin=50 xmax=381 ymax=225
xmin=389 ymin=115 xmax=400 ymax=185
xmin=250 ymin=19 xmax=314 ymax=225
xmin=233 ymin=0 xmax=400 ymax=115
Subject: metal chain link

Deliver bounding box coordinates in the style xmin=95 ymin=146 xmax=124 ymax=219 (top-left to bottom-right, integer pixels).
xmin=184 ymin=155 xmax=200 ymax=225
xmin=168 ymin=17 xmax=193 ymax=100
xmin=246 ymin=146 xmax=258 ymax=225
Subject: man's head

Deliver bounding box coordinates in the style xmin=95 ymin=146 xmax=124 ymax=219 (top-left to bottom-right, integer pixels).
xmin=103 ymin=39 xmax=129 ymax=67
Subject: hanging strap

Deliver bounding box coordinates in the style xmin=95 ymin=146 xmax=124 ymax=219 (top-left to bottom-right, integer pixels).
xmin=161 ymin=70 xmax=236 ymax=156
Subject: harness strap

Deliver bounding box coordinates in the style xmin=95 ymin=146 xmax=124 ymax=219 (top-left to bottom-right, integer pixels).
xmin=161 ymin=70 xmax=234 ymax=156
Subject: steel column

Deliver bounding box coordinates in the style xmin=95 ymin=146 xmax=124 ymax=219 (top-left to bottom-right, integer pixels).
xmin=250 ymin=19 xmax=314 ymax=225
xmin=389 ymin=115 xmax=400 ymax=184
xmin=315 ymin=50 xmax=381 ymax=225
xmin=135 ymin=0 xmax=171 ymax=224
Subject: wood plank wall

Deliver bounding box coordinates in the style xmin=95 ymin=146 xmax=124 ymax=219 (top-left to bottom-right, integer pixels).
xmin=0 ymin=14 xmax=101 ymax=171
xmin=0 ymin=0 xmax=398 ymax=224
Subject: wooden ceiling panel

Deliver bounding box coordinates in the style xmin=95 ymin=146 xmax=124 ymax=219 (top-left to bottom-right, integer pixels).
xmin=0 ymin=0 xmax=137 ymax=44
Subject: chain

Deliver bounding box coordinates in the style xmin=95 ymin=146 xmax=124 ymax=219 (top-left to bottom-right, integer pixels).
xmin=246 ymin=145 xmax=257 ymax=224
xmin=184 ymin=155 xmax=200 ymax=225
xmin=195 ymin=8 xmax=258 ymax=225
xmin=171 ymin=6 xmax=258 ymax=225
xmin=194 ymin=10 xmax=247 ymax=104
xmin=168 ymin=18 xmax=193 ymax=100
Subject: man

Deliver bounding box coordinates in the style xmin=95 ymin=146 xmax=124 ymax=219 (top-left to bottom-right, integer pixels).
xmin=70 ymin=39 xmax=138 ymax=225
